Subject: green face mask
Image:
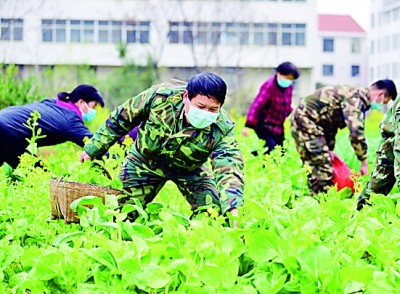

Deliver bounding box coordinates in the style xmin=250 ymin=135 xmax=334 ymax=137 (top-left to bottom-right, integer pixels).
xmin=185 ymin=103 xmax=219 ymax=129
xmin=371 ymin=101 xmax=383 ymax=111
xmin=277 ymin=78 xmax=293 ymax=88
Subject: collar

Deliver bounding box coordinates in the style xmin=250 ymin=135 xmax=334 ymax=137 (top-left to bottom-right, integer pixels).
xmin=56 ymin=98 xmax=83 ymax=121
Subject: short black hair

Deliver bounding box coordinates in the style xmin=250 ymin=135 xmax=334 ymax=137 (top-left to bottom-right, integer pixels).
xmin=276 ymin=62 xmax=300 ymax=79
xmin=186 ymin=72 xmax=227 ymax=105
xmin=371 ymin=79 xmax=398 ymax=100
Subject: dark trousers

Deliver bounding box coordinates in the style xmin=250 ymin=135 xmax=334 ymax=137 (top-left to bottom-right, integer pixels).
xmin=0 ymin=140 xmax=25 ymax=169
xmin=252 ymin=129 xmax=284 ymax=156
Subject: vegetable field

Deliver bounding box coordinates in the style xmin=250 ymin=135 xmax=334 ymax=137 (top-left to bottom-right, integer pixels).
xmin=1 ymin=110 xmax=400 ymax=293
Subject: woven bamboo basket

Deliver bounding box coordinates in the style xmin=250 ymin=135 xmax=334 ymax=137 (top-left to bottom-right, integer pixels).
xmin=50 ymin=177 xmax=123 ymax=224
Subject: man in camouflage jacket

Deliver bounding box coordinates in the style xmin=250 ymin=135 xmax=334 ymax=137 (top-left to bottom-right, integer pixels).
xmin=80 ymin=72 xmax=244 ymax=220
xmin=357 ymin=81 xmax=398 ymax=209
xmin=290 ymin=79 xmax=396 ymax=195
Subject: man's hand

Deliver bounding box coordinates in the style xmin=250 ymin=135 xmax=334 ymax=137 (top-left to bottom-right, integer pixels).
xmin=80 ymin=151 xmax=92 ymax=163
xmin=360 ymin=159 xmax=368 ymax=175
xmin=242 ymin=127 xmax=249 ymax=137
xmin=229 ymin=207 xmax=238 ymax=228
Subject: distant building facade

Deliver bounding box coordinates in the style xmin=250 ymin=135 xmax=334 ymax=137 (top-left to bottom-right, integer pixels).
xmin=317 ymin=14 xmax=368 ymax=88
xmin=0 ymin=0 xmax=375 ymax=110
xmin=369 ymin=0 xmax=400 ymax=90
xmin=0 ymin=0 xmax=318 ymax=109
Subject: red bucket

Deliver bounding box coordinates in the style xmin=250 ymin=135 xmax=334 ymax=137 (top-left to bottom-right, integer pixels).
xmin=330 ymin=151 xmax=357 ymax=193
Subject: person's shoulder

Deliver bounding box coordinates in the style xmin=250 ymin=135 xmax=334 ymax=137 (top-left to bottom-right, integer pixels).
xmin=40 ymin=98 xmax=57 ymax=106
xmin=149 ymin=80 xmax=186 ymax=106
xmin=334 ymin=84 xmax=361 ymax=96
xmin=262 ymin=76 xmax=275 ymax=87
xmin=335 ymin=84 xmax=362 ymax=92
xmin=153 ymin=79 xmax=187 ymax=95
xmin=387 ymin=96 xmax=400 ymax=112
xmin=214 ymin=109 xmax=235 ymax=135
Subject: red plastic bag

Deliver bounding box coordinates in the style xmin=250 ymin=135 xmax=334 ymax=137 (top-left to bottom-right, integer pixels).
xmin=330 ymin=151 xmax=357 ymax=193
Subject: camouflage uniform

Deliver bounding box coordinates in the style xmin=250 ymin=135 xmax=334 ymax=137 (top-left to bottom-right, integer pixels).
xmin=290 ymin=85 xmax=370 ymax=195
xmin=84 ymin=79 xmax=244 ymax=214
xmin=358 ymin=97 xmax=400 ymax=206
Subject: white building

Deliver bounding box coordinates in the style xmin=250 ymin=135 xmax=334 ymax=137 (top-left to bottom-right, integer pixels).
xmin=0 ymin=1 xmax=376 ymax=110
xmin=317 ymin=14 xmax=368 ymax=87
xmin=369 ymin=0 xmax=400 ymax=90
xmin=0 ymin=0 xmax=319 ymax=109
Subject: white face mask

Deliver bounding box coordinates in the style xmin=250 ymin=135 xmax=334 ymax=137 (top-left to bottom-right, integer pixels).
xmin=185 ymin=102 xmax=219 ymax=129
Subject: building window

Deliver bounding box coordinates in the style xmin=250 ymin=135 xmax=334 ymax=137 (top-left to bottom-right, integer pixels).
xmin=195 ymin=22 xmax=208 ymax=44
xmin=126 ymin=21 xmax=150 ymax=43
xmin=42 ymin=19 xmax=54 ymax=42
xmin=351 ymin=38 xmax=361 ymax=53
xmin=55 ymin=20 xmax=66 ymax=42
xmin=392 ymin=62 xmax=399 ymax=78
xmin=267 ymin=23 xmax=278 ymax=45
xmin=98 ymin=21 xmax=110 ymax=43
xmin=169 ymin=21 xmax=190 ymax=44
xmin=1 ymin=18 xmax=23 ymax=41
xmin=394 ymin=33 xmax=399 ymax=50
xmin=42 ymin=19 xmax=150 ymax=44
xmin=351 ymin=65 xmax=360 ymax=77
xmin=210 ymin=22 xmax=221 ymax=45
xmin=168 ymin=21 xmax=306 ymax=46
xmin=323 ymin=64 xmax=334 ymax=76
xmin=382 ymin=10 xmax=391 ymax=25
xmin=383 ymin=35 xmax=391 ymax=52
xmin=221 ymin=22 xmax=250 ymax=45
xmin=281 ymin=23 xmax=306 ymax=46
xmin=84 ymin=20 xmax=95 ymax=42
xmin=323 ymin=38 xmax=334 ymax=52
xmin=383 ymin=63 xmax=390 ymax=77
xmin=70 ymin=20 xmax=82 ymax=42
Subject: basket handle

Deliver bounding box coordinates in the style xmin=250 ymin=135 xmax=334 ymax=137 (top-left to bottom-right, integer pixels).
xmin=92 ymin=160 xmax=113 ymax=180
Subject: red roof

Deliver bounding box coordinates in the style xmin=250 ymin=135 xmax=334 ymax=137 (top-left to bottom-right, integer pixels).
xmin=318 ymin=14 xmax=365 ymax=33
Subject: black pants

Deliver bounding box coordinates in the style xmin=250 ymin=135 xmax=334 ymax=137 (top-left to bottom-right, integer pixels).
xmin=0 ymin=141 xmax=25 ymax=169
xmin=252 ymin=129 xmax=284 ymax=156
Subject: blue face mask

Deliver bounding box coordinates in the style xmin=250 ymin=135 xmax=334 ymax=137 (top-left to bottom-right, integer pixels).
xmin=277 ymin=78 xmax=293 ymax=88
xmin=82 ymin=103 xmax=96 ymax=122
xmin=185 ymin=102 xmax=219 ymax=129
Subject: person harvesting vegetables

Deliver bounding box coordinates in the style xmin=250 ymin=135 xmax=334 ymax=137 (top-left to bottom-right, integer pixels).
xmin=357 ymin=83 xmax=399 ymax=209
xmin=242 ymin=61 xmax=300 ymax=155
xmin=80 ymin=72 xmax=244 ymax=222
xmin=0 ymin=84 xmax=104 ymax=169
xmin=290 ymin=79 xmax=397 ymax=195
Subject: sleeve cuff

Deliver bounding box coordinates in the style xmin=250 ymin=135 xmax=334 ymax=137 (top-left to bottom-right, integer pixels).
xmin=220 ymin=195 xmax=244 ymax=214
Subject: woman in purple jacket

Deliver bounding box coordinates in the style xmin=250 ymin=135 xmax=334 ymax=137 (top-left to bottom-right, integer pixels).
xmin=0 ymin=84 xmax=104 ymax=168
xmin=242 ymin=61 xmax=300 ymax=155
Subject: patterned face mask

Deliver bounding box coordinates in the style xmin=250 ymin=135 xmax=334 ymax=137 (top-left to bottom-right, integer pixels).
xmin=185 ymin=102 xmax=219 ymax=129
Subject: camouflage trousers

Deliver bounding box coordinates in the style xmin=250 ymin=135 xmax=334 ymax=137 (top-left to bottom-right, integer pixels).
xmin=290 ymin=113 xmax=333 ymax=195
xmin=358 ymin=137 xmax=396 ymax=207
xmin=118 ymin=150 xmax=220 ymax=211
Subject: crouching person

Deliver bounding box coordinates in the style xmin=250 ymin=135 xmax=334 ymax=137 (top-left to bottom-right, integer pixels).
xmin=80 ymin=72 xmax=244 ymax=225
